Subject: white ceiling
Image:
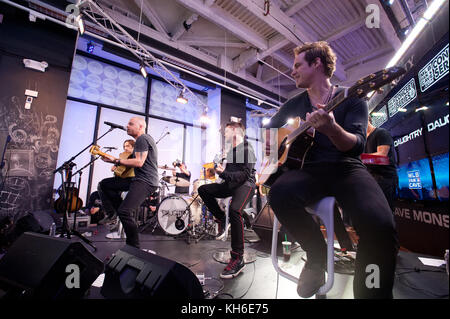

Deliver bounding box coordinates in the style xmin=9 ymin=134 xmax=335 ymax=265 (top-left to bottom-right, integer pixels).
xmin=25 ymin=0 xmax=429 ymax=107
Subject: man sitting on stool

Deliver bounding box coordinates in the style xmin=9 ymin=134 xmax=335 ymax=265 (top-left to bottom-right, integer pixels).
xmin=198 ymin=121 xmax=256 ymax=279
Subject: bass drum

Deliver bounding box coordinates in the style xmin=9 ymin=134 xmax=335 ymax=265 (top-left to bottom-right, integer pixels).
xmin=157 ymin=195 xmax=190 ymax=235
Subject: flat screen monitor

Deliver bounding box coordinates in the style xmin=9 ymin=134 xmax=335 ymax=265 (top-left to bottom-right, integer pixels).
xmin=397 ymin=157 xmax=436 ymax=201
xmin=431 ymin=152 xmax=449 ymax=201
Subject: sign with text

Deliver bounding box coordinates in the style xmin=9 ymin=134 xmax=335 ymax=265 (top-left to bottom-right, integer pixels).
xmin=371 ymin=105 xmax=388 ymax=127
xmin=388 ymin=78 xmax=417 ymax=117
xmin=418 ymin=43 xmax=449 ymax=93
xmin=408 ymin=170 xmax=422 ymax=189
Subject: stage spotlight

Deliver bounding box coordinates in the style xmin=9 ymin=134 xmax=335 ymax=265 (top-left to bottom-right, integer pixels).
xmin=86 ymin=41 xmax=94 ymax=54
xmin=176 ymin=89 xmax=188 ymax=104
xmin=200 ymin=112 xmax=210 ymax=124
xmin=140 ymin=62 xmax=148 ymax=78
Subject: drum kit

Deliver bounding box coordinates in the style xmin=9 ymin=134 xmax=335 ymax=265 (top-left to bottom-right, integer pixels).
xmin=141 ymin=163 xmax=219 ymax=243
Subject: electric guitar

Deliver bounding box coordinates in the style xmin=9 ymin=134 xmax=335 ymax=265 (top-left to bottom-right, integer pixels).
xmin=257 ymin=66 xmax=406 ymax=187
xmin=89 ymin=145 xmax=134 ymax=178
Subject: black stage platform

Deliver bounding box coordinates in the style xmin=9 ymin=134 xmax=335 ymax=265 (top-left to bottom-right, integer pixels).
xmin=66 ymin=222 xmax=449 ymax=300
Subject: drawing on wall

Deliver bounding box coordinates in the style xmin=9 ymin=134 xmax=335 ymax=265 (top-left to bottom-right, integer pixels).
xmin=0 ymin=94 xmax=61 ymax=221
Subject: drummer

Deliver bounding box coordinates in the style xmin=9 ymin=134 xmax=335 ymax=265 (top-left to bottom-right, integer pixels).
xmin=172 ymin=160 xmax=191 ymax=194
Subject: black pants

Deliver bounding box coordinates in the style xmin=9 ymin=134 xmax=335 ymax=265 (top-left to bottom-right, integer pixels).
xmin=198 ymin=182 xmax=255 ymax=256
xmin=268 ymin=163 xmax=399 ymax=299
xmin=97 ymin=177 xmax=133 ymax=218
xmin=371 ymin=173 xmax=398 ymax=212
xmin=117 ymin=180 xmax=157 ymax=248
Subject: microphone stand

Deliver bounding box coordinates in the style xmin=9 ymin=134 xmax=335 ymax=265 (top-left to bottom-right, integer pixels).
xmin=156 ymin=131 xmax=169 ymax=145
xmin=53 ymin=127 xmax=116 ymax=251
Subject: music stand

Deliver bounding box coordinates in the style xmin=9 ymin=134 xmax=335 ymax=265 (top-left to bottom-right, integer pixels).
xmin=53 ymin=127 xmax=116 ymax=251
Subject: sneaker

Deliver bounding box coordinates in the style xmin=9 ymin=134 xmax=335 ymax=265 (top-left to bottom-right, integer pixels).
xmin=297 ymin=262 xmax=326 ymax=298
xmin=220 ymin=254 xmax=245 ymax=279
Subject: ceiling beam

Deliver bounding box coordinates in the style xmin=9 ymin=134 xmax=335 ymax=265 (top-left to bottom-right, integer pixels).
xmin=171 ymin=13 xmax=199 ymax=41
xmin=284 ymin=0 xmax=314 ymax=16
xmin=100 ymin=6 xmax=217 ymax=65
xmin=179 ymin=36 xmax=249 ymax=48
xmin=322 ymin=18 xmax=365 ymax=43
xmin=133 ymin=0 xmax=169 ymax=38
xmin=343 ymin=44 xmax=394 ymax=70
xmin=176 ymin=0 xmax=268 ymax=50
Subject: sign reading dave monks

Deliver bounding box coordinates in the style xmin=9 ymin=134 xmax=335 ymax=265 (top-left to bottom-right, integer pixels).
xmin=418 ymin=43 xmax=449 ymax=93
xmin=388 ymin=78 xmax=417 ymax=118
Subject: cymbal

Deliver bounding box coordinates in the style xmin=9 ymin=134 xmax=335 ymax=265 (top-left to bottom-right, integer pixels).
xmin=159 ymin=165 xmax=176 ymax=171
xmin=162 ymin=176 xmax=190 ymax=187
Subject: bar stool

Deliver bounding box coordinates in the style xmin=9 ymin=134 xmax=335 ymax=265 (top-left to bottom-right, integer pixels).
xmin=271 ymin=197 xmax=336 ymax=298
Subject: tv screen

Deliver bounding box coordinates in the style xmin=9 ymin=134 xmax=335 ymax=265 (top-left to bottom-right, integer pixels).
xmin=432 ymin=152 xmax=449 ymax=201
xmin=397 ymin=157 xmax=436 ymax=201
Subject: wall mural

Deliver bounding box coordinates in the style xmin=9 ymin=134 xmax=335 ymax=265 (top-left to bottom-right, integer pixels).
xmin=0 ymin=95 xmax=60 ymax=222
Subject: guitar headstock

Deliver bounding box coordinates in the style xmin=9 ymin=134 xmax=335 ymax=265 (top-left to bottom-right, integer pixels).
xmin=89 ymin=145 xmax=101 ymax=155
xmin=349 ymin=66 xmax=406 ymax=99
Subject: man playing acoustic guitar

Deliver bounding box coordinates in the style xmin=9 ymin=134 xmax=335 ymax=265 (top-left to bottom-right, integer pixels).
xmin=265 ymin=42 xmax=399 ymax=298
xmin=97 ymin=139 xmax=135 ymax=225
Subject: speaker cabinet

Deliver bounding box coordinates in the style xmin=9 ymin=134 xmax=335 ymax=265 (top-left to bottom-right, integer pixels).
xmin=100 ymin=245 xmax=204 ymax=299
xmin=0 ymin=232 xmax=104 ymax=299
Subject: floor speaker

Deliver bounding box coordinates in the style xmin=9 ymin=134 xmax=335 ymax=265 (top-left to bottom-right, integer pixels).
xmin=101 ymin=245 xmax=204 ymax=299
xmin=251 ymin=203 xmax=290 ymax=253
xmin=0 ymin=232 xmax=104 ymax=299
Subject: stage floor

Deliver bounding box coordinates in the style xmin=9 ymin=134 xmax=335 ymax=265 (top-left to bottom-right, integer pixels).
xmin=77 ymin=223 xmax=449 ymax=300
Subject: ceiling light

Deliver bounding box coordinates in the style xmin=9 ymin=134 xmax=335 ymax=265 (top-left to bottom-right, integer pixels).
xmin=76 ymin=14 xmax=84 ymax=35
xmin=398 ymin=108 xmax=407 ymax=112
xmin=415 ymin=106 xmax=429 ymax=112
xmin=140 ymin=62 xmax=147 ymax=78
xmin=262 ymin=117 xmax=271 ymax=125
xmin=386 ymin=0 xmax=446 ymax=68
xmin=200 ymin=111 xmax=210 ymax=124
xmin=176 ymin=89 xmax=188 ymax=104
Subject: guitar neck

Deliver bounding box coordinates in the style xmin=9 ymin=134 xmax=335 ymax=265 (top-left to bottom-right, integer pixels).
xmin=288 ymin=88 xmax=348 ymax=142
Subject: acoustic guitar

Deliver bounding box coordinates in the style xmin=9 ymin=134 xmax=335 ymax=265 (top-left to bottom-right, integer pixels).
xmin=257 ymin=66 xmax=406 ymax=187
xmin=89 ymin=145 xmax=134 ymax=178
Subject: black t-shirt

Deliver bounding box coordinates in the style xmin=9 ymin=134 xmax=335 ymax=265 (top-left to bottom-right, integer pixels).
xmin=133 ymin=134 xmax=159 ymax=186
xmin=175 ymin=172 xmax=191 ymax=194
xmin=365 ymin=128 xmax=398 ymax=178
xmin=219 ymin=140 xmax=256 ymax=189
xmin=265 ymin=88 xmax=368 ymax=165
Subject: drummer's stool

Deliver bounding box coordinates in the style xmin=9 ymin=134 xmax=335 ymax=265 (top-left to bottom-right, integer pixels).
xmin=271 ymin=197 xmax=336 ymax=298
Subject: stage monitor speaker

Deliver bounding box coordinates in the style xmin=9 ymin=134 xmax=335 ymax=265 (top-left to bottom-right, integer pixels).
xmin=101 ymin=245 xmax=204 ymax=299
xmin=252 ymin=203 xmax=283 ymax=249
xmin=0 ymin=232 xmax=104 ymax=299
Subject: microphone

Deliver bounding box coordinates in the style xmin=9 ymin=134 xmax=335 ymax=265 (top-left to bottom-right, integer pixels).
xmin=104 ymin=121 xmax=126 ymax=131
